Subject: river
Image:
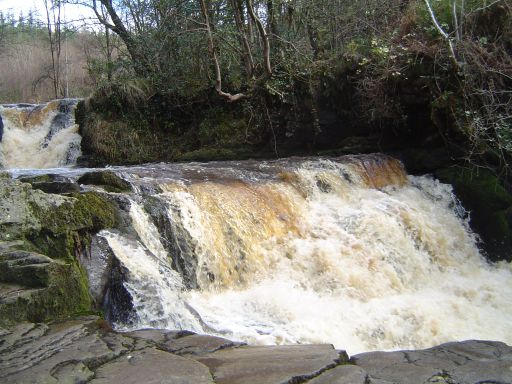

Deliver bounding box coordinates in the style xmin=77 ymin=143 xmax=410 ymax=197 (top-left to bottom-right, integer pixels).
xmin=1 ymin=99 xmax=511 ymax=355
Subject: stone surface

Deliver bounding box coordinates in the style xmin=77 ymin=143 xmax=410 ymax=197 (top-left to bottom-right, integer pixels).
xmin=159 ymin=333 xmax=244 ymax=356
xmin=196 ymin=344 xmax=348 ymax=384
xmin=1 ymin=318 xmax=512 ymax=384
xmin=90 ymin=347 xmax=214 ymax=384
xmin=0 ymin=251 xmax=54 ymax=287
xmin=0 ymin=317 xmax=133 ymax=383
xmin=307 ymin=365 xmax=369 ymax=384
xmin=19 ymin=174 xmax=80 ymax=194
xmin=352 ymin=340 xmax=512 ymax=384
xmin=78 ymin=170 xmax=133 ymax=193
xmin=0 ymin=175 xmax=123 ymax=326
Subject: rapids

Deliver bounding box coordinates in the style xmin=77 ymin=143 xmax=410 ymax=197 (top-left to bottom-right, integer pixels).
xmin=1 ymin=101 xmax=511 ymax=355
xmin=0 ymin=100 xmax=81 ymax=168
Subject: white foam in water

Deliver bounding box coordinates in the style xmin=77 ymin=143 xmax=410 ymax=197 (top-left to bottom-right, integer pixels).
xmin=177 ymin=173 xmax=512 ymax=355
xmin=0 ymin=101 xmax=81 ymax=169
xmin=100 ymin=230 xmax=204 ymax=332
xmin=91 ymin=157 xmax=511 ymax=355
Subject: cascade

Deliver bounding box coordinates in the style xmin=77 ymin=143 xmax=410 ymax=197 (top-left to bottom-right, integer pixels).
xmin=13 ymin=154 xmax=505 ymax=355
xmin=4 ymin=113 xmax=511 ymax=355
xmin=0 ymin=99 xmax=81 ymax=169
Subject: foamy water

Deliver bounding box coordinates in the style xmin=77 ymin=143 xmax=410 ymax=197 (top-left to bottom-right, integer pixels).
xmin=96 ymin=158 xmax=512 ymax=355
xmin=0 ymin=100 xmax=81 ymax=168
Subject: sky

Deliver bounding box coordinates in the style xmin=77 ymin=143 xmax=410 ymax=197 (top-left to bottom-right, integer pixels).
xmin=0 ymin=0 xmax=97 ymax=27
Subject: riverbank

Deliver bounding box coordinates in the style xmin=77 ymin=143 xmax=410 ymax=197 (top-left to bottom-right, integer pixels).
xmin=2 ymin=316 xmax=511 ymax=383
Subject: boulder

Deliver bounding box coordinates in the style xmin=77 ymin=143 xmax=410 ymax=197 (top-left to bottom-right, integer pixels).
xmin=78 ymin=170 xmax=133 ymax=193
xmin=19 ymin=174 xmax=80 ymax=194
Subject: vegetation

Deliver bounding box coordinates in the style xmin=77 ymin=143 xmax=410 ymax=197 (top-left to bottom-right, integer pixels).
xmin=0 ymin=1 xmax=510 ymax=177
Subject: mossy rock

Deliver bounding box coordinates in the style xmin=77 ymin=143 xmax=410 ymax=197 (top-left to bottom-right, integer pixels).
xmin=29 ymin=192 xmax=120 ymax=260
xmin=78 ymin=171 xmax=132 ymax=193
xmin=32 ymin=191 xmax=120 ymax=234
xmin=177 ymin=148 xmax=238 ymax=162
xmin=0 ymin=251 xmax=53 ymax=288
xmin=19 ymin=174 xmax=80 ymax=195
xmin=435 ymin=166 xmax=512 ymax=261
xmin=0 ymin=260 xmax=92 ymax=327
xmin=18 ymin=175 xmax=54 ymax=184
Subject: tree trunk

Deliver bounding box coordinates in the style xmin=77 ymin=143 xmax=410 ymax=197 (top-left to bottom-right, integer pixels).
xmin=92 ymin=0 xmax=146 ymax=75
xmin=231 ymin=0 xmax=254 ymax=78
xmin=199 ymin=0 xmax=247 ymax=102
xmin=246 ymin=0 xmax=272 ymax=77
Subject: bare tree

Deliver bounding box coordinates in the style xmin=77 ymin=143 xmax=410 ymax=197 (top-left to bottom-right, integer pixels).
xmin=43 ymin=0 xmax=63 ymax=98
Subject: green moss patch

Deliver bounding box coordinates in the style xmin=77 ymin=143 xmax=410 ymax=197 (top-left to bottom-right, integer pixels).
xmin=78 ymin=171 xmax=132 ymax=193
xmin=435 ymin=166 xmax=512 ymax=261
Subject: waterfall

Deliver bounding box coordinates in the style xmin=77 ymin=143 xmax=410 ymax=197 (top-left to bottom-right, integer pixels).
xmin=0 ymin=99 xmax=81 ymax=169
xmin=82 ymin=156 xmax=512 ymax=355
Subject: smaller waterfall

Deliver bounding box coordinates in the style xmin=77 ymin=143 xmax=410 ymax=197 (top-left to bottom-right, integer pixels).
xmin=0 ymin=99 xmax=81 ymax=169
xmin=97 ymin=200 xmax=204 ymax=332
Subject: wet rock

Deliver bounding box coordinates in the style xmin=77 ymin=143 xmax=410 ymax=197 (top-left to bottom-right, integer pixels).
xmin=435 ymin=166 xmax=512 ymax=261
xmin=79 ymin=235 xmax=115 ymax=307
xmin=78 ymin=170 xmax=133 ymax=193
xmin=41 ymin=99 xmax=79 ymax=149
xmin=19 ymin=174 xmax=80 ymax=194
xmin=144 ymin=196 xmax=199 ymax=289
xmin=352 ymin=340 xmax=512 ymax=384
xmin=0 ymin=251 xmax=53 ymax=288
xmin=90 ymin=347 xmax=214 ymax=384
xmin=195 ymin=344 xmax=348 ymax=384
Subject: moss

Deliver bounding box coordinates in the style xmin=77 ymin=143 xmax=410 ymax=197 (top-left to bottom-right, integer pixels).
xmin=79 ymin=112 xmax=176 ymax=166
xmin=197 ymin=109 xmax=249 ymax=147
xmin=28 ymin=192 xmax=119 ymax=261
xmin=177 ymin=148 xmax=237 ymax=162
xmin=78 ymin=171 xmax=132 ymax=193
xmin=18 ymin=175 xmax=53 ymax=184
xmin=435 ymin=167 xmax=512 ymax=211
xmin=435 ymin=166 xmax=512 ymax=261
xmin=33 ymin=192 xmax=119 ymax=235
xmin=0 ymin=261 xmax=92 ymax=326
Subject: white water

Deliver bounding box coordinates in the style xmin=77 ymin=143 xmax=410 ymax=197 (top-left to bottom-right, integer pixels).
xmin=0 ymin=100 xmax=81 ymax=169
xmin=98 ymin=159 xmax=512 ymax=355
xmin=6 ymin=111 xmax=509 ymax=356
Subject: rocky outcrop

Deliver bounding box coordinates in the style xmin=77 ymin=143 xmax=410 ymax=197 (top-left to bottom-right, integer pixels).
xmin=1 ymin=317 xmax=511 ymax=384
xmin=435 ymin=166 xmax=512 ymax=262
xmin=0 ymin=174 xmax=120 ymax=326
xmin=78 ymin=171 xmax=133 ymax=193
xmin=19 ymin=174 xmax=80 ymax=195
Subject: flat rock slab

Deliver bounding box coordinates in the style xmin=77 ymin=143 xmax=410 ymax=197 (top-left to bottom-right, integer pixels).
xmin=307 ymin=365 xmax=369 ymax=384
xmin=352 ymin=339 xmax=512 ymax=384
xmin=0 ymin=317 xmax=133 ymax=383
xmin=90 ymin=347 xmax=214 ymax=384
xmin=196 ymin=344 xmax=348 ymax=384
xmin=2 ymin=317 xmax=512 ymax=384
